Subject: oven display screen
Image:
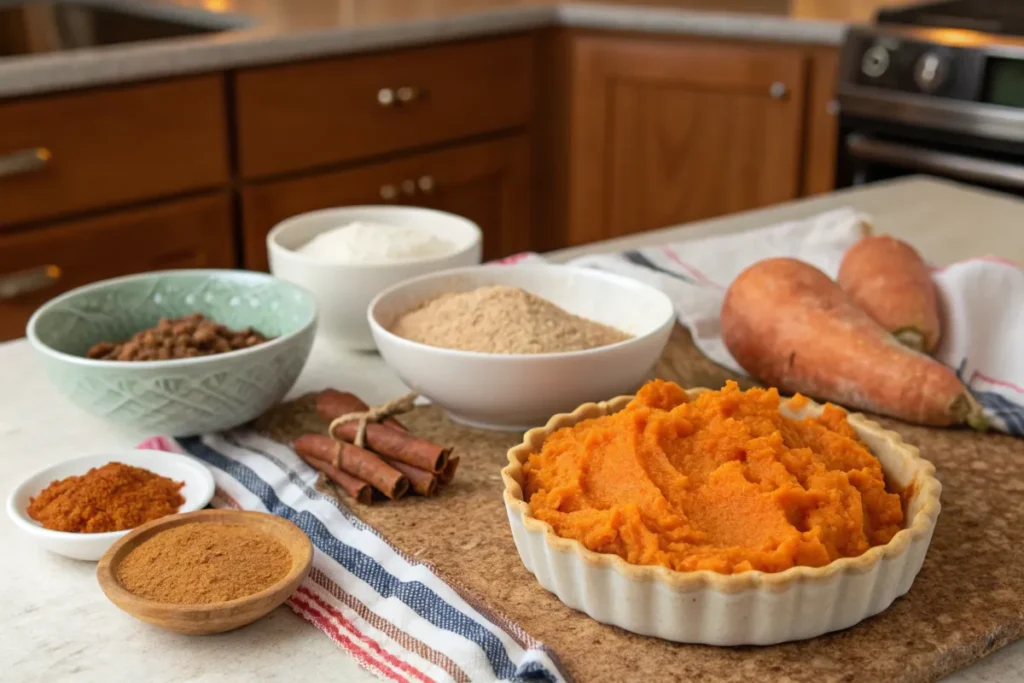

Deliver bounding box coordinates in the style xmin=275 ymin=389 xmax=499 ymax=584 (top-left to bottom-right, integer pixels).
xmin=983 ymin=58 xmax=1024 ymax=108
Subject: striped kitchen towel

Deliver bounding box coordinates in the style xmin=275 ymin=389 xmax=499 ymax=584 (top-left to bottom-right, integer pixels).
xmin=495 ymin=207 xmax=1024 ymax=435
xmin=138 ymin=432 xmax=567 ymax=683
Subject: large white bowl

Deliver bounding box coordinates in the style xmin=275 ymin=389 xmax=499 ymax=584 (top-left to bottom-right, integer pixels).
xmin=368 ymin=264 xmax=676 ymax=430
xmin=7 ymin=450 xmax=215 ymax=561
xmin=267 ymin=206 xmax=482 ymax=351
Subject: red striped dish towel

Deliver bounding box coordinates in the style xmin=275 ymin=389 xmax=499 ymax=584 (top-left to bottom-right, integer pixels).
xmin=138 ymin=432 xmax=568 ymax=683
xmin=495 ymin=207 xmax=1024 ymax=435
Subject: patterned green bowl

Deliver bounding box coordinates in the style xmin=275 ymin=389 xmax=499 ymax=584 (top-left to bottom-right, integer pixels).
xmin=26 ymin=270 xmax=317 ymax=437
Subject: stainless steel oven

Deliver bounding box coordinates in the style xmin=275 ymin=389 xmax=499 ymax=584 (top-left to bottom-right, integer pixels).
xmin=836 ymin=1 xmax=1024 ymax=196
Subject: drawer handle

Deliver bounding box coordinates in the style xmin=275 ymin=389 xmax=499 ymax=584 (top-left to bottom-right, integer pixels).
xmin=379 ymin=176 xmax=436 ymax=202
xmin=0 ymin=265 xmax=61 ymax=300
xmin=0 ymin=147 xmax=51 ymax=179
xmin=377 ymin=86 xmax=425 ymax=107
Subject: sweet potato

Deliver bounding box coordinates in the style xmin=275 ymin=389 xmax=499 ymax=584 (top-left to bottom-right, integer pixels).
xmin=721 ymin=257 xmax=983 ymax=428
xmin=837 ymin=235 xmax=941 ymax=353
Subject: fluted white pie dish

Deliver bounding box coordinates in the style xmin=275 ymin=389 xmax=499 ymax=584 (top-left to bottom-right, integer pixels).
xmin=501 ymin=389 xmax=942 ymax=646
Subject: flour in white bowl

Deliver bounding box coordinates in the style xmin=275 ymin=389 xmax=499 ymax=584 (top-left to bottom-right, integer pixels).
xmin=297 ymin=221 xmax=457 ymax=264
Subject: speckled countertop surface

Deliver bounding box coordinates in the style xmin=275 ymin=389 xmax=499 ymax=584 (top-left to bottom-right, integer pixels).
xmin=0 ymin=0 xmax=900 ymax=98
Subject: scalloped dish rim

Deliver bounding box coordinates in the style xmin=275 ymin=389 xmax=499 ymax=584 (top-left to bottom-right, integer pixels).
xmin=501 ymin=387 xmax=943 ymax=594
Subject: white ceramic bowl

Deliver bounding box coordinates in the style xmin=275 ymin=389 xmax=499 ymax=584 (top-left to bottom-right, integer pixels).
xmin=7 ymin=450 xmax=216 ymax=561
xmin=368 ymin=264 xmax=676 ymax=430
xmin=267 ymin=206 xmax=482 ymax=351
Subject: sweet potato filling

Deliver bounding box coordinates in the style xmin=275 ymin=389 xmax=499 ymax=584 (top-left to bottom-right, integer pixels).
xmin=523 ymin=380 xmax=904 ymax=574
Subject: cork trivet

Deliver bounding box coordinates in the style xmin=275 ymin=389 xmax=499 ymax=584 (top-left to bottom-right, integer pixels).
xmin=257 ymin=325 xmax=1024 ymax=683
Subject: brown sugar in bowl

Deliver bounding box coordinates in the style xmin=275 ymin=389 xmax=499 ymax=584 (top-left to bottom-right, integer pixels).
xmin=96 ymin=509 xmax=313 ymax=635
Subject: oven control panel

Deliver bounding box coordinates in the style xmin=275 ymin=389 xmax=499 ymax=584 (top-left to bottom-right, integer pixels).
xmin=842 ymin=27 xmax=988 ymax=101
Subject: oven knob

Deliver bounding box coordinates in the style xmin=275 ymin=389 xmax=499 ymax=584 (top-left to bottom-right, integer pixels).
xmin=862 ymin=44 xmax=891 ymax=78
xmin=914 ymin=51 xmax=948 ymax=92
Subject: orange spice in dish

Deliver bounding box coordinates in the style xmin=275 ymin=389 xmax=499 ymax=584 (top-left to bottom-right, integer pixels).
xmin=27 ymin=462 xmax=185 ymax=533
xmin=523 ymin=380 xmax=904 ymax=574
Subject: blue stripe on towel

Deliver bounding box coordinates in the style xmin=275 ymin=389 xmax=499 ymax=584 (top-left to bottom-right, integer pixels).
xmin=974 ymin=390 xmax=1024 ymax=436
xmin=178 ymin=436 xmax=557 ymax=683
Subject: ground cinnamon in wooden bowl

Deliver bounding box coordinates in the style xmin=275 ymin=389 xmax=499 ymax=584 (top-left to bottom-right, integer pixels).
xmin=97 ymin=509 xmax=313 ymax=635
xmin=117 ymin=522 xmax=291 ymax=604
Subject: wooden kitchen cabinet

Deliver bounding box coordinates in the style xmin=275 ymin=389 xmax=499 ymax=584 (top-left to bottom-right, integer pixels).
xmin=803 ymin=47 xmax=840 ymax=196
xmin=235 ymin=35 xmax=534 ymax=179
xmin=0 ymin=193 xmax=234 ymax=341
xmin=241 ymin=135 xmax=531 ymax=270
xmin=561 ymin=34 xmax=808 ymax=245
xmin=0 ymin=75 xmax=229 ymax=228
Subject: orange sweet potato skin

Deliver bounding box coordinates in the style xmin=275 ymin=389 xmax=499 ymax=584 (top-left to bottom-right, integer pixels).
xmin=838 ymin=235 xmax=941 ymax=353
xmin=721 ymin=257 xmax=968 ymax=426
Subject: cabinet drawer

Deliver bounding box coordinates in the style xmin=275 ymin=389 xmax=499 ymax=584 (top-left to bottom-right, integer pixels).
xmin=0 ymin=76 xmax=229 ymax=227
xmin=241 ymin=134 xmax=531 ymax=270
xmin=235 ymin=35 xmax=534 ymax=178
xmin=0 ymin=193 xmax=234 ymax=341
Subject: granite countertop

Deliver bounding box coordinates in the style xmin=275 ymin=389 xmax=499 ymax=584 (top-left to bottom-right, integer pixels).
xmin=0 ymin=0 xmax=897 ymax=99
xmin=2 ymin=176 xmax=1024 ymax=683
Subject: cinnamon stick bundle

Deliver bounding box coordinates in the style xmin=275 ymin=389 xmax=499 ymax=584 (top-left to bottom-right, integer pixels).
xmin=295 ymin=450 xmax=373 ymax=505
xmin=294 ymin=388 xmax=459 ymax=504
xmin=295 ymin=434 xmax=409 ymax=500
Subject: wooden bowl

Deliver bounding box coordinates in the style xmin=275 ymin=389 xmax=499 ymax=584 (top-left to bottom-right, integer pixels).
xmin=96 ymin=509 xmax=313 ymax=635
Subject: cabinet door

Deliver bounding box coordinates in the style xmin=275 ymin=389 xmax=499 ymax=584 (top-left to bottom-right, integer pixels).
xmin=0 ymin=193 xmax=234 ymax=341
xmin=803 ymin=47 xmax=840 ymax=196
xmin=567 ymin=35 xmax=807 ymax=244
xmin=0 ymin=76 xmax=229 ymax=228
xmin=241 ymin=135 xmax=531 ymax=270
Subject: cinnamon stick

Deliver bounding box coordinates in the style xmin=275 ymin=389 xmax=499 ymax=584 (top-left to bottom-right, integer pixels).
xmin=382 ymin=458 xmax=437 ymax=497
xmin=295 ymin=451 xmax=373 ymax=505
xmin=328 ymin=420 xmax=449 ymax=474
xmin=314 ymin=393 xmax=447 ymax=472
xmin=295 ymin=434 xmax=409 ymax=500
xmin=438 ymin=455 xmax=460 ymax=485
xmin=317 ymin=389 xmax=408 ymax=432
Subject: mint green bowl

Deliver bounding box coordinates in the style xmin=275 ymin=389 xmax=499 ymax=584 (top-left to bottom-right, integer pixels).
xmin=26 ymin=270 xmax=317 ymax=437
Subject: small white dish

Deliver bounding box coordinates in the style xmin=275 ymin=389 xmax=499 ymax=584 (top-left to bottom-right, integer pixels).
xmin=267 ymin=206 xmax=482 ymax=351
xmin=368 ymin=263 xmax=676 ymax=431
xmin=7 ymin=450 xmax=216 ymax=561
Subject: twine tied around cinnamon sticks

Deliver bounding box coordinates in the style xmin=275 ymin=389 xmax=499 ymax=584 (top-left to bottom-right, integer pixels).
xmin=328 ymin=391 xmax=419 ymax=454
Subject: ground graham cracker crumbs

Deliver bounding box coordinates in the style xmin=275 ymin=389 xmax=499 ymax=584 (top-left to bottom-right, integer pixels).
xmin=390 ymin=285 xmax=631 ymax=354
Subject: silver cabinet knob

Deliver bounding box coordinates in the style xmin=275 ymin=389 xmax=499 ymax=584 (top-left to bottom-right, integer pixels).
xmin=826 ymin=100 xmax=840 ymax=116
xmin=769 ymin=82 xmax=788 ymax=100
xmin=377 ymin=88 xmax=396 ymax=107
xmin=395 ymin=86 xmax=421 ymax=104
xmin=379 ymin=184 xmax=398 ymax=201
xmin=417 ymin=175 xmax=434 ymax=194
xmin=400 ymin=179 xmax=417 ymax=196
